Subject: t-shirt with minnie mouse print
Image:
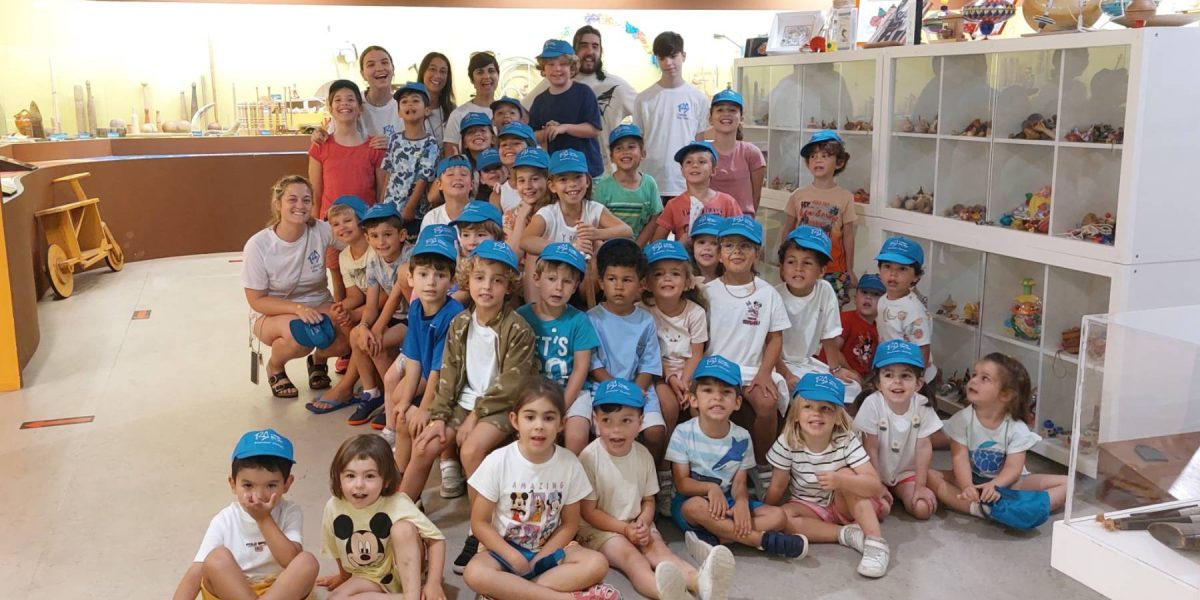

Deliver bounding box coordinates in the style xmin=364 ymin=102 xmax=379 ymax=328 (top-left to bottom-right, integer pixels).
xmin=321 ymin=493 xmax=444 ymax=593
xmin=704 ymin=276 xmax=791 ymax=384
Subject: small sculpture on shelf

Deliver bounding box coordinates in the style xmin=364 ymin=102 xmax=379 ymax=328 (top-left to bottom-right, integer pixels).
xmin=1041 ymin=419 xmax=1067 ymax=439
xmin=770 ymin=176 xmax=798 ymax=193
xmin=938 ymin=295 xmax=959 ymax=320
xmin=955 ymin=119 xmax=991 ymax=137
xmin=1064 ymin=124 xmax=1123 ymax=144
xmin=807 ymin=117 xmax=838 ymax=129
xmin=1005 ymin=277 xmax=1043 ymax=342
xmin=1060 ymin=326 xmax=1081 ymax=354
xmin=1010 ymin=113 xmax=1056 ymax=140
xmin=1065 ymin=212 xmax=1115 ymax=245
xmin=999 ymin=186 xmax=1051 ymax=234
xmin=889 ymin=187 xmax=934 ymax=214
xmin=844 ymin=119 xmax=874 ymax=131
xmin=962 ymin=302 xmax=980 ymax=326
xmin=945 ymin=203 xmax=987 ymax=223
xmin=935 ymin=369 xmax=968 ymax=407
xmin=853 ymin=188 xmax=871 ymax=204
xmin=899 ymin=115 xmax=938 ymax=134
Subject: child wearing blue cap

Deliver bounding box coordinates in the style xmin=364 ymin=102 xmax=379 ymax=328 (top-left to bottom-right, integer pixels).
xmin=707 ymin=89 xmax=766 ymax=217
xmin=688 ymin=213 xmax=724 ymax=283
xmin=875 ymin=236 xmax=936 ymax=383
xmin=517 ymin=243 xmax=600 ymax=428
xmin=327 ymin=197 xmax=373 ymax=335
xmin=650 ymin=141 xmax=742 ymax=245
xmin=490 ymin=96 xmax=525 ymax=131
xmin=854 ymin=340 xmax=942 ymax=522
xmin=459 ymin=112 xmax=496 ymax=170
xmin=819 ymin=273 xmax=884 ymax=380
xmin=765 ymin=373 xmax=891 ymax=578
xmin=529 ymin=39 xmax=605 ymax=177
xmin=174 ymin=429 xmax=317 ymax=600
xmin=420 ymin=155 xmax=473 ymax=231
xmin=442 ymin=51 xmax=499 ymax=156
xmin=775 ymin=225 xmax=863 ymax=406
xmin=668 ymin=355 xmax=808 ymax=568
xmin=593 ymin=124 xmax=663 ymax=246
xmin=579 ymin=378 xmax=728 ymax=600
xmin=782 ymin=129 xmax=859 ymax=306
xmin=634 ymin=31 xmax=710 ymax=201
xmin=496 ymin=122 xmax=537 ymax=212
xmin=382 ymin=82 xmax=440 ymax=234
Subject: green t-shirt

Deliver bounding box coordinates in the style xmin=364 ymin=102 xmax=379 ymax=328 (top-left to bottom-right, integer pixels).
xmin=593 ymin=173 xmax=663 ymax=237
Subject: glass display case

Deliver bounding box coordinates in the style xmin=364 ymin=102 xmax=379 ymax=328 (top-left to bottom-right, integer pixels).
xmin=1051 ymin=307 xmax=1200 ymax=600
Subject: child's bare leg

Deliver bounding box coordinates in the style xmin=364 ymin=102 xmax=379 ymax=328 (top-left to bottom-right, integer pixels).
xmin=464 ymin=553 xmax=571 ymax=600
xmin=565 ymin=416 xmax=591 ymax=455
xmin=834 ymin=489 xmax=885 ymax=538
xmin=383 ymin=359 xmax=405 ymax=429
xmin=680 ymin=497 xmax=771 ymax=548
xmin=532 ymin=544 xmax=608 ymax=594
xmin=893 ymin=480 xmax=935 ymax=520
xmin=599 ymin=536 xmax=658 ymax=598
xmin=326 ymin=577 xmax=388 ymax=600
xmin=352 ymin=343 xmax=380 ymax=391
xmin=391 ymin=520 xmax=425 ymax=600
xmin=1013 ymin=473 xmax=1068 ymax=512
xmin=742 ymin=385 xmax=778 ymax=465
xmin=400 ymin=428 xmax=451 ymax=499
xmin=330 ymin=266 xmax=346 ymax=302
xmin=200 ymin=547 xmax=259 ymax=600
xmin=258 ymin=551 xmax=318 ymax=600
xmin=641 ymin=424 xmax=667 ymax=465
xmin=781 ymin=503 xmax=842 ymax=543
xmin=642 ymin=530 xmax=700 ymax=593
xmin=927 ymin=469 xmax=975 ymax=514
xmin=394 ymin=408 xmax=415 ymax=474
xmin=929 ymin=429 xmax=951 ymax=450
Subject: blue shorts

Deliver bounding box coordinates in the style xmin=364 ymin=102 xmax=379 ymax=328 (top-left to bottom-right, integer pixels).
xmin=489 ymin=539 xmax=565 ymax=580
xmin=670 ymin=491 xmax=765 ymax=534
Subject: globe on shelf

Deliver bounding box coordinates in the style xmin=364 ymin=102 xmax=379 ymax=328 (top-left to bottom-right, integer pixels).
xmin=962 ymin=0 xmax=1018 ymax=38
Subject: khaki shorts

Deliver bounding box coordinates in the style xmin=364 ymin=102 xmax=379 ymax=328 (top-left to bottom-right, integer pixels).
xmin=447 ymin=403 xmax=513 ymax=436
xmin=576 ymin=523 xmax=660 ymax=551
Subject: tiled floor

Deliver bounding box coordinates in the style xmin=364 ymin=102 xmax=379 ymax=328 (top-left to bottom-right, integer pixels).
xmin=0 ymin=254 xmax=1106 ymax=599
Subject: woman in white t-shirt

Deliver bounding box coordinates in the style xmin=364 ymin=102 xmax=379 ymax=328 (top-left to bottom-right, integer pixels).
xmin=313 ymin=46 xmax=400 ymax=146
xmin=443 ymin=52 xmax=500 ymax=156
xmin=418 ymin=52 xmax=456 ymax=147
xmin=242 ymin=175 xmax=346 ymax=398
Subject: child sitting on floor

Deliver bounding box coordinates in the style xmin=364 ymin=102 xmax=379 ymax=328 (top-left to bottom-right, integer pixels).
xmin=819 ymin=274 xmax=884 ymax=381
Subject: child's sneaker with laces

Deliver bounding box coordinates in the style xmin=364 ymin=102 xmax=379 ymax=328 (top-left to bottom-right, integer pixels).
xmin=452 ymin=534 xmax=478 ymax=575
xmin=572 ymin=583 xmax=621 ymax=599
xmin=440 ymin=459 xmax=466 ymax=499
xmin=685 ymin=530 xmax=717 ymax=563
xmin=698 ymin=543 xmax=735 ymax=600
xmin=858 ymin=536 xmax=890 ymax=578
xmin=837 ymin=523 xmax=865 ymax=553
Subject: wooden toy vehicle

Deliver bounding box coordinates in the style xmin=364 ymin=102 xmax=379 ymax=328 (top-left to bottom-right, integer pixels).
xmin=34 ymin=172 xmax=124 ymax=298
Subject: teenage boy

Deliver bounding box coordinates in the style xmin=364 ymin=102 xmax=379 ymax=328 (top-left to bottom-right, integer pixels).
xmin=635 ymin=32 xmax=709 ymax=203
xmin=529 ymin=39 xmax=604 ymax=177
xmin=593 ymin=124 xmax=662 ymax=246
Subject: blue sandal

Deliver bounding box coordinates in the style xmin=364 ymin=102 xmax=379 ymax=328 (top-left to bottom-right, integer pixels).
xmin=305 ymin=393 xmax=359 ymax=415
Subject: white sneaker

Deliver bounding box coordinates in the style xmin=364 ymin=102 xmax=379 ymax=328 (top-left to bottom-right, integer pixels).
xmin=685 ymin=530 xmax=713 ymax=564
xmin=379 ymin=427 xmax=396 ymax=448
xmin=698 ymin=544 xmax=735 ymax=600
xmin=837 ymin=523 xmax=865 ymax=553
xmin=440 ymin=459 xmax=466 ymax=499
xmin=654 ymin=561 xmax=691 ymax=600
xmin=858 ymin=537 xmax=890 ymax=578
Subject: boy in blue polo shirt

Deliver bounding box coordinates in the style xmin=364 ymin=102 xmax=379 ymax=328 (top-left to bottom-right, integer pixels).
xmin=173 ymin=429 xmax=317 ymax=600
xmin=529 ymin=39 xmax=604 ymax=177
xmin=593 ymin=124 xmax=662 ymax=246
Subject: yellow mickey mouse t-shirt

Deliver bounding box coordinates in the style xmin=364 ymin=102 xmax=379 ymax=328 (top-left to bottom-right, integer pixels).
xmin=321 ymin=493 xmax=443 ymax=592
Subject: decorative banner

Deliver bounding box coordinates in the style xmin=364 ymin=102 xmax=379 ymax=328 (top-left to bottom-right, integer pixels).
xmin=580 ymin=13 xmax=657 ymax=65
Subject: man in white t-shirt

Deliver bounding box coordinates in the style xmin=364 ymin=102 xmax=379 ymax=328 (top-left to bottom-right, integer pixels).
xmin=173 ymin=429 xmax=318 ymax=599
xmin=523 ymin=25 xmax=638 ymax=174
xmin=634 ymin=32 xmax=710 ymax=201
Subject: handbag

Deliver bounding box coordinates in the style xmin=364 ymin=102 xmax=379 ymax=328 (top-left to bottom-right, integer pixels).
xmin=984 ymin=486 xmax=1052 ymax=530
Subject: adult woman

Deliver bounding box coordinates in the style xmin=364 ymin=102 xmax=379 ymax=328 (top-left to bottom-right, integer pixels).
xmin=442 ymin=51 xmax=499 ymax=156
xmin=419 ymin=51 xmax=456 ymax=146
xmin=242 ymin=175 xmax=349 ymax=398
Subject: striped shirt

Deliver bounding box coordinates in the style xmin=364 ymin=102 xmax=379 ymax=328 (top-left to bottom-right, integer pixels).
xmin=666 ymin=419 xmax=756 ymax=493
xmin=767 ymin=432 xmax=870 ymax=506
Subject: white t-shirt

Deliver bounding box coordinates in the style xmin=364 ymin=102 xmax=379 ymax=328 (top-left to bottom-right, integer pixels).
xmin=468 ymin=442 xmax=592 ymax=553
xmin=943 ymin=406 xmax=1041 ymax=481
xmin=420 ymin=205 xmax=454 ymax=231
xmin=241 ymin=222 xmax=333 ymax=307
xmin=777 ymin=279 xmax=843 ymax=371
xmin=642 ymin=300 xmax=708 ymax=375
xmin=877 ymin=291 xmax=937 ymax=381
xmin=425 ymin=107 xmax=446 ymax=144
xmin=338 ymin=245 xmax=374 ymax=291
xmin=444 ymin=102 xmax=493 ymax=149
xmin=853 ymin=391 xmax=943 ymax=486
xmin=535 ymin=201 xmax=605 ymax=246
xmin=500 ymin=182 xmax=522 ymax=212
xmin=704 ymin=277 xmax=791 ymax=383
xmin=362 ymin=98 xmax=403 ymax=138
xmin=193 ymin=500 xmax=303 ymax=582
xmin=633 ymin=83 xmax=709 ymax=196
xmin=460 ymin=312 xmax=497 ymax=411
xmin=767 ymin=432 xmax=871 ymax=506
xmin=525 ymin=71 xmax=638 ymax=171
xmin=580 ymin=439 xmax=659 ymax=522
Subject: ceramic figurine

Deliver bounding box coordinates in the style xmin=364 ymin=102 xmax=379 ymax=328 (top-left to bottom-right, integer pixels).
xmin=853 ymin=188 xmax=871 ymax=204
xmin=938 ymin=294 xmax=959 ymax=319
xmin=1005 ymin=277 xmax=1042 ymax=342
xmin=900 ymin=117 xmax=915 ymax=133
xmin=1061 ymin=326 xmax=1081 ymax=354
xmin=945 ymin=203 xmax=987 ymax=223
xmin=1011 ymin=113 xmax=1056 ymax=140
xmin=963 ymin=302 xmax=980 ymax=325
xmin=894 ymin=188 xmax=934 ymax=214
xmin=1000 ymin=186 xmax=1051 ymax=234
xmin=844 ymin=119 xmax=874 ymax=131
xmin=1066 ymin=212 xmax=1115 ymax=245
xmin=956 ymin=118 xmax=991 ymax=137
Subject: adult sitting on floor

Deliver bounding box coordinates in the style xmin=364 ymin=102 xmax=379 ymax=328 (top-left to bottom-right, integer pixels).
xmin=242 ymin=174 xmax=350 ymax=398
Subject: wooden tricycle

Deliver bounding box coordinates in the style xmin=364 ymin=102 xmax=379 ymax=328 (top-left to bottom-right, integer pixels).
xmin=35 ymin=172 xmax=124 ymax=299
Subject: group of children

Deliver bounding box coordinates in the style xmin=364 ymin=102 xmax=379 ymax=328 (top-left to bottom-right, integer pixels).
xmin=211 ymin=30 xmax=1070 ymax=600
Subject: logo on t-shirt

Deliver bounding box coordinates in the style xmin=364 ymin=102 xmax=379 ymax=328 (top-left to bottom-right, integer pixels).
xmin=712 ymin=437 xmax=749 ymax=471
xmin=308 ymin=249 xmax=321 ymax=272
xmin=244 ymin=540 xmax=267 ymax=553
xmin=743 ymin=300 xmax=762 ymax=326
xmin=597 ymin=86 xmax=617 ymax=117
xmin=676 ymin=101 xmax=691 ymax=121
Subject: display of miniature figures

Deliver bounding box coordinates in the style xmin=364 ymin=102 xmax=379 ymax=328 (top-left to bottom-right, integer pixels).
xmin=935 ymin=369 xmax=970 ymax=407
xmin=998 ymin=186 xmax=1051 ymax=234
xmin=945 ymin=203 xmax=986 ymax=223
xmin=807 ymin=117 xmax=838 ymax=129
xmin=1010 ymin=113 xmax=1056 ymax=140
xmin=853 ymin=188 xmax=870 ymax=204
xmin=962 ymin=302 xmax=980 ymax=326
xmin=770 ymin=175 xmax=798 ymax=193
xmin=1065 ymin=212 xmax=1115 ymax=245
xmin=843 ymin=119 xmax=874 ymax=131
xmin=937 ymin=294 xmax=959 ymax=319
xmin=898 ymin=115 xmax=938 ymax=134
xmin=955 ymin=118 xmax=991 ymax=137
xmin=1060 ymin=326 xmax=1081 ymax=354
xmin=1064 ymin=123 xmax=1123 ymax=144
xmin=1005 ymin=277 xmax=1043 ymax=342
xmin=889 ymin=187 xmax=934 ymax=214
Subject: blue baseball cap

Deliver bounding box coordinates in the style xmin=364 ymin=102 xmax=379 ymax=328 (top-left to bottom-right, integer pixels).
xmin=411 ymin=224 xmax=459 ymax=261
xmin=437 ymin=155 xmax=473 ymax=177
xmin=537 ymin=39 xmax=575 ymax=59
xmin=594 ymin=378 xmax=646 ymax=410
xmin=876 ymin=236 xmax=925 ymax=266
xmin=801 ymin=129 xmax=845 ymax=158
xmin=471 ymin=239 xmax=519 ymax=271
xmin=289 ymin=313 xmax=336 ymax=349
xmin=873 ymin=339 xmax=925 ymax=370
xmin=857 ymin=274 xmax=886 ymax=293
xmin=718 ymin=215 xmax=764 ymax=246
xmin=693 ymin=355 xmax=743 ymax=388
xmin=232 ymin=428 xmax=295 ymax=462
xmin=794 ymin=372 xmax=846 ymax=407
xmin=476 ymin=148 xmax=502 ymax=171
xmin=674 ymin=140 xmax=718 ymax=164
xmin=711 ymin=88 xmax=744 ymax=109
xmin=608 ymin=123 xmax=643 ymax=147
xmin=361 ymin=202 xmax=401 ymax=224
xmin=393 ymin=81 xmax=429 ymax=103
xmin=498 ymin=122 xmax=537 ymax=147
xmin=459 ymin=111 xmax=493 ymax=135
xmin=490 ymin=96 xmax=525 ymax=115
xmin=539 ymin=242 xmax=587 ymax=275
xmin=514 ymin=147 xmax=550 ymax=170
xmin=644 ymin=239 xmax=690 ymax=265
xmin=786 ymin=225 xmax=832 ymax=261
xmin=451 ymin=200 xmax=503 ymax=227
xmin=331 ymin=195 xmax=368 ymax=220
xmin=691 ymin=214 xmax=725 ymax=238
xmin=549 ymin=149 xmax=588 ymax=175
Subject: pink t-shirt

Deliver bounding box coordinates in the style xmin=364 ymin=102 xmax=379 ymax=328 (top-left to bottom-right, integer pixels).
xmin=308 ymin=140 xmax=385 ymax=218
xmin=711 ymin=141 xmax=766 ymax=216
xmin=656 ymin=190 xmax=742 ymax=240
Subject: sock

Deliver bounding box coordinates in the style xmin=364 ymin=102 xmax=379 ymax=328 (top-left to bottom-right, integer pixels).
xmin=363 ymin=387 xmax=380 ymax=398
xmin=969 ymin=502 xmax=986 ymax=518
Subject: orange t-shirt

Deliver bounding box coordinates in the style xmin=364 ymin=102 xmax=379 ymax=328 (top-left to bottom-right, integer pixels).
xmin=656 ymin=190 xmax=742 ymax=240
xmin=784 ymin=184 xmax=858 ymax=274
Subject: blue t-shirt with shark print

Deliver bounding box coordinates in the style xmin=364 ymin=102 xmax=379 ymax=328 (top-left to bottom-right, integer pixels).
xmin=666 ymin=419 xmax=756 ymax=493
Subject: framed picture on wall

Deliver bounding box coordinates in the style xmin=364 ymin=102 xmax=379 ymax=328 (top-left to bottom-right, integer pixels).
xmin=767 ymin=11 xmax=826 ymax=55
xmin=866 ymin=0 xmax=919 ymax=46
xmin=829 ymin=7 xmax=859 ymax=50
